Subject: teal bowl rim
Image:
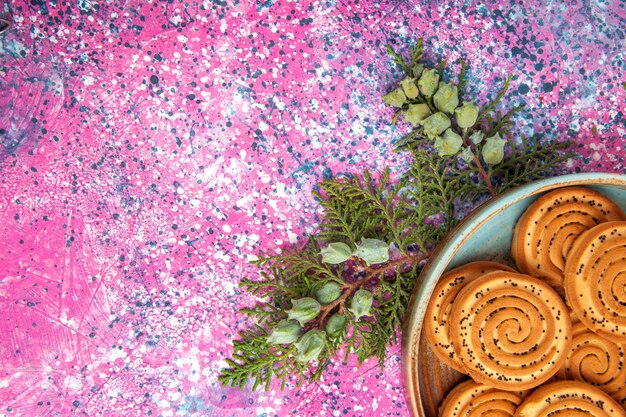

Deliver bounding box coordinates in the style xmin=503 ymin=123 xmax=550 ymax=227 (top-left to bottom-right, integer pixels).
xmin=401 ymin=172 xmax=626 ymax=417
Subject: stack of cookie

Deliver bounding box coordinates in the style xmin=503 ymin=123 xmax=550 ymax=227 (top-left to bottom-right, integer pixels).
xmin=424 ymin=186 xmax=626 ymax=417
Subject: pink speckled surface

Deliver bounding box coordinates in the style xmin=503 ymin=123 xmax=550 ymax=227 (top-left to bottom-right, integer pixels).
xmin=1 ymin=1 xmax=625 ymax=416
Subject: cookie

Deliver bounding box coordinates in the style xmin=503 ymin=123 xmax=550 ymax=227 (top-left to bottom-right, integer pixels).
xmin=424 ymin=261 xmax=515 ymax=373
xmin=511 ymin=187 xmax=625 ymax=294
xmin=556 ymin=322 xmax=626 ymax=406
xmin=449 ymin=271 xmax=572 ymax=390
xmin=438 ymin=379 xmax=528 ymax=417
xmin=514 ymin=380 xmax=626 ymax=417
xmin=563 ymin=221 xmax=626 ymax=343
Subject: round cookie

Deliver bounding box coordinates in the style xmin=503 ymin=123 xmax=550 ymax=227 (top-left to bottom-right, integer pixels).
xmin=449 ymin=271 xmax=572 ymax=391
xmin=514 ymin=380 xmax=626 ymax=417
xmin=563 ymin=221 xmax=626 ymax=343
xmin=438 ymin=379 xmax=528 ymax=417
xmin=424 ymin=261 xmax=516 ymax=373
xmin=556 ymin=322 xmax=626 ymax=406
xmin=511 ymin=186 xmax=626 ymax=294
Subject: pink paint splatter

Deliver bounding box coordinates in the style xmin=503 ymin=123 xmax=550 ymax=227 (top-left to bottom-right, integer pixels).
xmin=1 ymin=1 xmax=625 ymax=416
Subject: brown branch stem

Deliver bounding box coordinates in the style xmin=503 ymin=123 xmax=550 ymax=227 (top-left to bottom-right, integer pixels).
xmin=463 ymin=131 xmax=496 ymax=197
xmin=315 ymin=252 xmax=428 ymax=325
xmin=473 ymin=153 xmax=496 ymax=197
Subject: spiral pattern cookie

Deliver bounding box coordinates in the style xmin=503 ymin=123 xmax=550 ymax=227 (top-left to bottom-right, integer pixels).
xmin=450 ymin=271 xmax=572 ymax=390
xmin=556 ymin=322 xmax=626 ymax=405
xmin=564 ymin=221 xmax=626 ymax=344
xmin=438 ymin=380 xmax=528 ymax=417
xmin=424 ymin=261 xmax=516 ymax=373
xmin=511 ymin=187 xmax=626 ymax=294
xmin=514 ymin=380 xmax=626 ymax=417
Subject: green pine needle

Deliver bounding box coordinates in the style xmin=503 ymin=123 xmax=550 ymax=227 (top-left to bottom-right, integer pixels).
xmin=493 ymin=138 xmax=575 ymax=192
xmin=386 ymin=44 xmax=411 ymax=74
xmin=477 ymin=74 xmax=515 ymax=125
xmin=410 ymin=39 xmax=425 ymax=67
xmin=457 ymin=59 xmax=468 ymax=99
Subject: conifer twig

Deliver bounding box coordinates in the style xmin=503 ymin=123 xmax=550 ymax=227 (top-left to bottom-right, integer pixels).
xmin=219 ymin=39 xmax=572 ymax=392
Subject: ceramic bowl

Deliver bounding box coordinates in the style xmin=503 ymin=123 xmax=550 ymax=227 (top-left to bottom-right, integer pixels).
xmin=401 ymin=172 xmax=626 ymax=417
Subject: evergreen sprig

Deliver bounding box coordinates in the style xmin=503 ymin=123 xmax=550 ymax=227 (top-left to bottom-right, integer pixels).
xmin=218 ymin=39 xmax=574 ymax=392
xmin=477 ymin=75 xmax=515 ymax=125
xmin=492 ymin=137 xmax=574 ymax=192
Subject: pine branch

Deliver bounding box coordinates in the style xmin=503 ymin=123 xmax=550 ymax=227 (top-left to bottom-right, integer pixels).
xmin=403 ymin=150 xmax=488 ymax=235
xmin=386 ymin=45 xmax=411 ymax=75
xmin=241 ymin=302 xmax=283 ymax=323
xmin=241 ymin=271 xmax=295 ymax=297
xmin=351 ymin=321 xmax=376 ymax=365
xmin=313 ymin=178 xmax=373 ymax=245
xmin=493 ymin=138 xmax=574 ymax=192
xmin=319 ymin=169 xmax=408 ymax=253
xmin=477 ymin=74 xmax=514 ymax=124
xmin=372 ymin=263 xmax=420 ymax=348
xmin=457 ymin=59 xmax=468 ymax=100
xmin=409 ymin=39 xmax=425 ymax=68
xmin=254 ymin=242 xmax=341 ymax=286
xmin=316 ymin=171 xmax=395 ymax=247
xmin=220 ymin=38 xmax=574 ymax=393
xmin=219 ymin=325 xmax=303 ymax=391
xmin=385 ymin=40 xmax=425 ymax=75
xmin=486 ymin=104 xmax=525 ymax=137
xmin=437 ymin=60 xmax=447 ymax=74
xmin=393 ymin=128 xmax=424 ymax=152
